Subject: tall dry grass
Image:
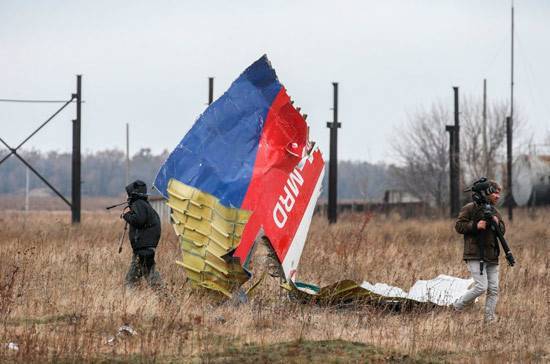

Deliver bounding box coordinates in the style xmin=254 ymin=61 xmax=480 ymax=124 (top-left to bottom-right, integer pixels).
xmin=0 ymin=207 xmax=548 ymax=362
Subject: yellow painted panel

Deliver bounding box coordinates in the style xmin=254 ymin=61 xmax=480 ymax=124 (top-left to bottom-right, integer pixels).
xmin=181 ymin=253 xmax=207 ymax=272
xmin=166 ymin=199 xmax=190 ymax=215
xmin=181 ymin=227 xmax=209 ymax=242
xmin=208 ymin=233 xmax=235 ymax=252
xmin=211 ymin=202 xmax=237 ymax=221
xmin=204 ymin=240 xmax=229 ymax=257
xmin=167 ymin=178 xmax=252 ymax=297
xmin=186 ymin=204 xmax=212 ymax=221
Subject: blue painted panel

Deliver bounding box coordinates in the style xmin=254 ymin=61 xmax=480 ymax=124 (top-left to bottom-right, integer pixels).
xmin=154 ymin=55 xmax=282 ymax=208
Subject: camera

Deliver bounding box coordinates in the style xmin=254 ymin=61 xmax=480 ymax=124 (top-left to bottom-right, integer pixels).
xmin=468 ymin=177 xmax=491 ymax=194
xmin=465 ymin=178 xmax=494 ymax=217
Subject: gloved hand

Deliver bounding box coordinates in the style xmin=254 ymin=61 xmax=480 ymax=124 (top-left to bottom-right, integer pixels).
xmin=505 ymin=252 xmax=516 ymax=267
xmin=121 ymin=206 xmax=130 ymax=220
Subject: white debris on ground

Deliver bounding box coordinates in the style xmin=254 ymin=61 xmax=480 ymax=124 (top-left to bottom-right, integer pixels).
xmin=5 ymin=342 xmax=19 ymax=351
xmin=106 ymin=325 xmax=138 ymax=345
xmin=360 ymin=274 xmax=474 ymax=306
xmin=117 ymin=325 xmax=137 ymax=336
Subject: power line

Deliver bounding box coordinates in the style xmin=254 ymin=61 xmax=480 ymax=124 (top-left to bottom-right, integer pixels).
xmin=0 ymin=98 xmax=74 ymax=165
xmin=0 ymin=98 xmax=81 ymax=103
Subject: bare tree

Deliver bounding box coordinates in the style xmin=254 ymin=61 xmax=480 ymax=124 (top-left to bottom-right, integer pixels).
xmin=461 ymin=98 xmax=523 ymax=183
xmin=390 ymin=102 xmax=450 ymax=209
xmin=321 ymin=161 xmax=392 ymax=201
xmin=391 ymin=98 xmax=524 ymax=209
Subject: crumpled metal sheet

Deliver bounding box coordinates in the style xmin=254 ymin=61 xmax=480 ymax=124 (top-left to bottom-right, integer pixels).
xmin=167 ymin=178 xmax=251 ymax=296
xmin=154 ymin=55 xmax=471 ymax=307
xmin=281 ymin=275 xmax=473 ymax=307
xmin=360 ymin=275 xmax=474 ymax=306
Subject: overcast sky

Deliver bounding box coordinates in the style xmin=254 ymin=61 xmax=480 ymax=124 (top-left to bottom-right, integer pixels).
xmin=1 ymin=0 xmax=548 ymax=163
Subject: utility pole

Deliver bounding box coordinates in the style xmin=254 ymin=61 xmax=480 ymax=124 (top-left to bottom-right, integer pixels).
xmin=25 ymin=167 xmax=29 ymax=212
xmin=507 ymin=4 xmax=515 ymax=221
xmin=326 ymin=82 xmax=341 ymax=224
xmin=126 ymin=123 xmax=130 ymax=186
xmin=445 ymin=124 xmax=456 ymax=218
xmin=506 ymin=116 xmax=513 ymax=220
xmin=446 ymin=86 xmax=460 ymax=218
xmin=483 ymin=79 xmax=488 ymax=177
xmin=208 ymin=77 xmax=214 ymax=105
xmin=454 ymin=86 xmax=460 ymax=195
xmin=71 ymin=75 xmax=82 ymax=224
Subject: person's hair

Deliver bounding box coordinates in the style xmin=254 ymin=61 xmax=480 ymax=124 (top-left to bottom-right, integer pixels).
xmin=488 ymin=180 xmax=502 ymax=193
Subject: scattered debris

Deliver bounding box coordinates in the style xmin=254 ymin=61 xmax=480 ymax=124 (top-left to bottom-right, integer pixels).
xmin=214 ymin=315 xmax=226 ymax=324
xmin=5 ymin=342 xmax=19 ymax=351
xmin=106 ymin=324 xmax=138 ymax=345
xmin=360 ymin=274 xmax=474 ymax=306
xmin=117 ymin=324 xmax=137 ymax=336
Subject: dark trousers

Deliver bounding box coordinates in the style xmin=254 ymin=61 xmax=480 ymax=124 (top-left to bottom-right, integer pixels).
xmin=125 ymin=248 xmax=163 ymax=289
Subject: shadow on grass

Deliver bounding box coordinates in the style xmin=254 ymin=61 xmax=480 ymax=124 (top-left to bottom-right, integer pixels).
xmin=203 ymin=339 xmax=448 ymax=364
xmin=8 ymin=339 xmax=448 ymax=363
xmin=4 ymin=313 xmax=84 ymax=326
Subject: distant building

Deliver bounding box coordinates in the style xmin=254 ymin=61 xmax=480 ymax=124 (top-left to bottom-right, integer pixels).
xmin=383 ymin=189 xmax=421 ymax=204
xmin=317 ymin=189 xmax=428 ymax=218
xmin=509 ymin=154 xmax=550 ymax=206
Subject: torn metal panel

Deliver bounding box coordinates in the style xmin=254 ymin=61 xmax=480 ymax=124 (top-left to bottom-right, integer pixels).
xmin=360 ymin=274 xmax=474 ymax=306
xmin=154 ymin=55 xmax=324 ymax=290
xmin=154 ymin=55 xmax=471 ymax=307
xmin=281 ymin=275 xmax=473 ymax=308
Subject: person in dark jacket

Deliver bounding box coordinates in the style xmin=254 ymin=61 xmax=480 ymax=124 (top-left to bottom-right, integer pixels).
xmin=452 ymin=180 xmax=505 ymax=323
xmin=122 ymin=180 xmax=163 ymax=289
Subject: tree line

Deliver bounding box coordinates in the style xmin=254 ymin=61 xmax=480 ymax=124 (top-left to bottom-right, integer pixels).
xmin=0 ymin=148 xmax=393 ymax=200
xmin=390 ymin=98 xmax=525 ymax=209
xmin=0 ymin=148 xmax=168 ymax=197
xmin=0 ymin=97 xmax=530 ymax=205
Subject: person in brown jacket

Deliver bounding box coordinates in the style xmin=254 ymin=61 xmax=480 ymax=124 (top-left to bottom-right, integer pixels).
xmin=452 ymin=180 xmax=505 ymax=323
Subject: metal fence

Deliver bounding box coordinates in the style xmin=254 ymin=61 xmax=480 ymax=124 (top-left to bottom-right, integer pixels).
xmin=149 ymin=196 xmax=171 ymax=223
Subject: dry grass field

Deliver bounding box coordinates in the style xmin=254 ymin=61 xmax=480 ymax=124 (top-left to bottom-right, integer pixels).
xmin=0 ymin=206 xmax=548 ymax=363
